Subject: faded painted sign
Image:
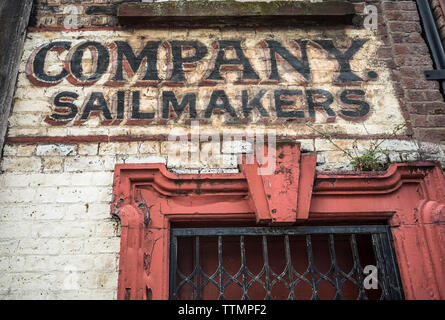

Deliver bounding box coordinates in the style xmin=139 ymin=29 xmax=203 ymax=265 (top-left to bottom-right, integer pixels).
xmin=12 ymin=29 xmax=404 ymax=137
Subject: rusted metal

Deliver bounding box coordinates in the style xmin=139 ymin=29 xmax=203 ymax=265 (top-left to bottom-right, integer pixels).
xmin=169 ymin=226 xmax=404 ymax=300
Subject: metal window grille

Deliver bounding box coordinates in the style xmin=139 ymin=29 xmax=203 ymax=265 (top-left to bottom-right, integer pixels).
xmin=169 ymin=225 xmax=404 ymax=300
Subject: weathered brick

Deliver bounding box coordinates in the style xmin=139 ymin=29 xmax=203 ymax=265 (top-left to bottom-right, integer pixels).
xmin=1 ymin=157 xmax=42 ymax=172
xmin=64 ymin=156 xmax=115 ymax=172
xmin=98 ymin=142 xmax=138 ymax=156
xmin=139 ymin=141 xmax=160 ymax=154
xmin=36 ymin=144 xmax=77 ymax=157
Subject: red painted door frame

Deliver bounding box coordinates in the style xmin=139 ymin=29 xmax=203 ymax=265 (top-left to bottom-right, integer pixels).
xmin=111 ymin=144 xmax=445 ymax=300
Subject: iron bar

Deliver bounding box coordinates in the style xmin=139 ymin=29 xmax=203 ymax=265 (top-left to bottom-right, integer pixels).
xmin=284 ymin=235 xmax=296 ymax=300
xmin=350 ymin=234 xmax=368 ymax=300
xmin=416 ymin=0 xmax=445 ymax=93
xmin=328 ymin=234 xmax=343 ymax=300
xmin=217 ymin=236 xmax=224 ymax=300
xmin=262 ymin=236 xmax=272 ymax=300
xmin=195 ymin=236 xmax=201 ymax=300
xmin=306 ymin=234 xmax=320 ymax=300
xmin=239 ymin=235 xmax=249 ymax=300
xmin=371 ymin=233 xmax=389 ymax=300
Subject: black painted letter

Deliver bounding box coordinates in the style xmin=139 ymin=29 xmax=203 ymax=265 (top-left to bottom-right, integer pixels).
xmin=162 ymin=91 xmax=197 ymax=119
xmin=205 ymin=90 xmax=237 ymax=118
xmin=50 ymin=91 xmax=78 ymax=121
xmin=170 ymin=41 xmax=208 ymax=82
xmin=339 ymin=89 xmax=370 ymax=119
xmin=207 ymin=41 xmax=259 ymax=81
xmin=131 ymin=91 xmax=154 ymax=119
xmin=242 ymin=90 xmax=269 ymax=118
xmin=314 ymin=39 xmax=367 ymax=82
xmin=30 ymin=42 xmax=71 ymax=85
xmin=81 ymin=92 xmax=112 ymax=120
xmin=112 ymin=41 xmax=161 ymax=82
xmin=274 ymin=90 xmax=305 ymax=118
xmin=306 ymin=89 xmax=336 ymax=121
xmin=265 ymin=40 xmax=311 ymax=81
xmin=70 ymin=42 xmax=110 ymax=84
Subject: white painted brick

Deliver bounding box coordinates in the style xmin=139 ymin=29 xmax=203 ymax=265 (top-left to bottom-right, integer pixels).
xmin=0 ymin=222 xmax=33 ymax=239
xmin=94 ymin=254 xmax=119 ymax=272
xmin=68 ymin=172 xmax=113 ymax=187
xmin=33 ymin=186 xmax=112 ymax=203
xmin=15 ymin=238 xmax=83 ymax=255
xmin=36 ymin=144 xmax=76 ymax=156
xmin=0 ymin=256 xmax=26 ymax=272
xmin=315 ymin=139 xmax=364 ymax=152
xmin=94 ymin=220 xmax=120 ymax=237
xmin=139 ymin=141 xmax=160 ymax=154
xmin=16 ymin=145 xmax=37 ymax=156
xmin=222 ymin=140 xmax=253 ymax=154
xmin=74 ymin=203 xmax=113 ymax=221
xmin=0 ymin=273 xmax=58 ymax=291
xmin=0 ymin=288 xmax=116 ymax=300
xmin=78 ymin=143 xmax=99 ymax=155
xmin=0 ymin=188 xmax=37 ymax=203
xmin=0 ymin=240 xmax=20 ymax=255
xmin=0 ymin=172 xmax=113 ymax=188
xmin=388 ymin=152 xmax=402 ymax=163
xmin=320 ymin=151 xmax=352 ymax=171
xmin=22 ymin=255 xmax=95 ymax=272
xmin=42 ymin=157 xmax=64 ymax=172
xmin=64 ymin=156 xmax=115 ymax=172
xmin=170 ymin=168 xmax=200 ymax=174
xmin=2 ymin=144 xmax=35 ymax=157
xmin=1 ymin=157 xmax=42 ymax=172
xmin=166 ymin=152 xmax=190 ymax=168
xmin=378 ymin=140 xmax=419 ymax=152
xmin=99 ymin=142 xmax=139 ymax=155
xmin=0 ymin=204 xmax=66 ymax=221
xmin=298 ymin=139 xmax=315 ymax=152
xmin=84 ymin=237 xmax=121 ymax=254
xmin=161 ymin=141 xmax=199 ymax=155
xmin=95 ymin=272 xmax=119 ymax=290
xmin=2 ymin=144 xmax=16 ymax=156
xmin=30 ymin=221 xmax=96 ymax=239
xmin=199 ymin=168 xmax=239 ymax=174
xmin=316 ymin=153 xmax=326 ymax=164
xmin=120 ymin=156 xmax=167 ymax=164
xmin=401 ymin=152 xmax=420 ymax=162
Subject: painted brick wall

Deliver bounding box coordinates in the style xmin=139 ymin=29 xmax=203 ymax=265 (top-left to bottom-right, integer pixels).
xmin=1 ymin=0 xmax=445 ymax=300
xmin=27 ymin=0 xmax=445 ymax=146
xmin=379 ymin=0 xmax=445 ymax=145
xmin=430 ymin=0 xmax=445 ymax=46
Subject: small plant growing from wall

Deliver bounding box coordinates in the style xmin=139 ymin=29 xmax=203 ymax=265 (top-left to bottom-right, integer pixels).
xmin=306 ymin=121 xmax=410 ymax=172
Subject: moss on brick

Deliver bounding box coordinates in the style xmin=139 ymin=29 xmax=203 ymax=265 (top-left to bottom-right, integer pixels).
xmin=118 ymin=0 xmax=355 ymax=18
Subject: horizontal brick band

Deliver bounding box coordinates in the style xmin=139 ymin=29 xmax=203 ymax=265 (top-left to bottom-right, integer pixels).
xmin=5 ymin=134 xmax=412 ymax=145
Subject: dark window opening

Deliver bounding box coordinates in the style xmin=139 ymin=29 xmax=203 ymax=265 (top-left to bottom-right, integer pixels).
xmin=169 ymin=226 xmax=404 ymax=300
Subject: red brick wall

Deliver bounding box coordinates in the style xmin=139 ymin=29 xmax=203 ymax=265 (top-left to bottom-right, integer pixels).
xmin=378 ymin=1 xmax=445 ymax=145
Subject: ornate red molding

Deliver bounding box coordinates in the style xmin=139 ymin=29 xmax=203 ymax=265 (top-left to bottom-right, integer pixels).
xmin=111 ymin=144 xmax=445 ymax=300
